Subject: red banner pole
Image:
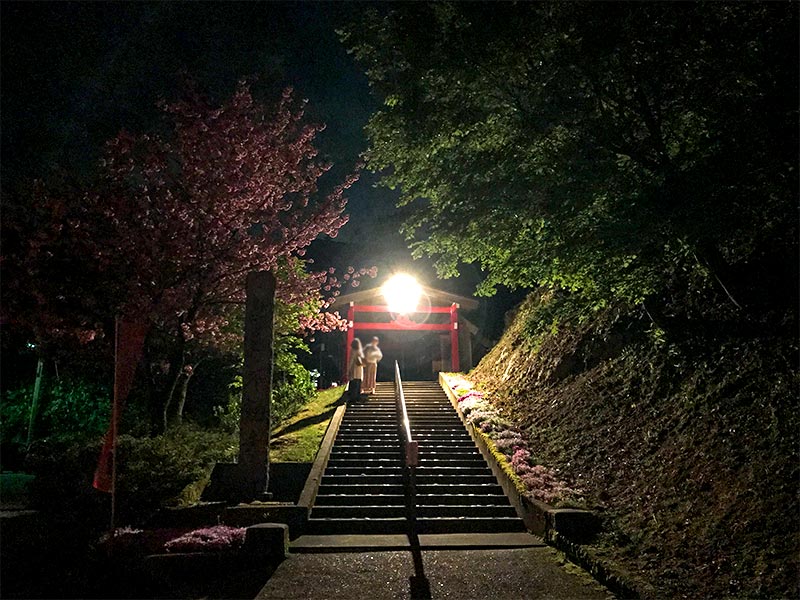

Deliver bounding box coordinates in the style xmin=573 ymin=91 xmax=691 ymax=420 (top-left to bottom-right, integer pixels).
xmin=93 ymin=318 xmax=149 ymax=554
xmin=109 ymin=319 xmax=121 ymax=554
xmin=450 ymin=303 xmax=460 ymax=372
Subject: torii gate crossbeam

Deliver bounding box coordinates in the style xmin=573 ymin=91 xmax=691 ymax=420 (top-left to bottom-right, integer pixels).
xmin=344 ymin=302 xmax=459 ymax=379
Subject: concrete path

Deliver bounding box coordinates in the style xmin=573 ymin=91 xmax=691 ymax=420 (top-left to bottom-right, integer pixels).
xmin=290 ymin=532 xmax=544 ymax=552
xmin=256 ymin=547 xmax=613 ymax=600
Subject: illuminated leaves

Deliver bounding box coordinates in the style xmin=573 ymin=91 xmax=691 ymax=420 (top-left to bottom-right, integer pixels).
xmin=5 ymin=81 xmax=360 ymax=349
xmin=344 ymin=3 xmax=796 ymax=319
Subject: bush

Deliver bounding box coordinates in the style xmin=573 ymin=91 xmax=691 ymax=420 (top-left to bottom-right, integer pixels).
xmin=0 ymin=386 xmax=32 ymax=446
xmin=116 ymin=425 xmax=238 ymax=523
xmin=221 ymin=342 xmax=316 ymax=432
xmin=272 ymin=356 xmax=315 ymax=425
xmin=25 ymin=436 xmax=109 ymax=529
xmin=43 ymin=378 xmax=111 ymax=436
xmin=1 ymin=377 xmax=110 ymax=446
xmin=26 ymin=425 xmax=237 ymax=527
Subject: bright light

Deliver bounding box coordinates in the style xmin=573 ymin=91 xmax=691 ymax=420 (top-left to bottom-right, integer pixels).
xmin=382 ymin=273 xmax=422 ymax=315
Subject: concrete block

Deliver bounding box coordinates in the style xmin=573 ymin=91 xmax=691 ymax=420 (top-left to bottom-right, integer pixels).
xmin=244 ymin=523 xmax=289 ymax=562
xmin=202 ymin=462 xmax=240 ymax=502
xmin=546 ymin=508 xmax=600 ymax=544
xmin=269 ymin=463 xmax=313 ymax=503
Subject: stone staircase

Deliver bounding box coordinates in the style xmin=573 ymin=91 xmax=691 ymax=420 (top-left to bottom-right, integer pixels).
xmin=306 ymin=380 xmax=525 ymax=535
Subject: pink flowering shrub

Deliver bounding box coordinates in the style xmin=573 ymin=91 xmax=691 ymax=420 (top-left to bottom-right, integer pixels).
xmin=442 ymin=372 xmax=581 ymax=505
xmin=164 ymin=525 xmax=246 ymax=553
xmin=493 ymin=435 xmax=525 ymax=455
xmin=459 ymin=396 xmax=488 ymax=415
xmin=480 ymin=420 xmax=495 ymax=433
xmin=512 ymin=448 xmax=533 ymax=473
xmin=457 ymin=390 xmax=484 ymax=403
xmin=520 ymin=465 xmax=576 ymax=505
xmin=465 ymin=409 xmax=494 ymax=426
xmin=100 ymin=527 xmax=189 ymax=557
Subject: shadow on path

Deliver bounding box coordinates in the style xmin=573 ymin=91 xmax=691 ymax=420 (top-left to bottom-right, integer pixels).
xmin=407 ymin=530 xmax=432 ymax=600
xmin=406 ymin=477 xmax=432 ymax=600
xmin=272 ymin=395 xmax=346 ymax=439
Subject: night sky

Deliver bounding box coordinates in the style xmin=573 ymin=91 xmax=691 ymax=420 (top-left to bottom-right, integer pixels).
xmin=1 ymin=1 xmax=523 ymax=340
xmin=1 ymin=1 xmax=397 ymax=242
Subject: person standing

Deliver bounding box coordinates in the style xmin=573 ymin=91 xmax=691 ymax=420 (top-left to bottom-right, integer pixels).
xmin=347 ymin=338 xmax=365 ymax=401
xmin=363 ymin=336 xmax=383 ymax=394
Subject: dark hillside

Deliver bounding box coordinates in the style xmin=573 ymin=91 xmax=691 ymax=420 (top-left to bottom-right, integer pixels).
xmin=470 ymin=291 xmax=798 ymax=599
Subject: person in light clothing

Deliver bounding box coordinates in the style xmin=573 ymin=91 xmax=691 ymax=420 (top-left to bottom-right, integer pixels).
xmin=362 ymin=336 xmax=383 ymax=394
xmin=347 ymin=338 xmax=364 ymax=401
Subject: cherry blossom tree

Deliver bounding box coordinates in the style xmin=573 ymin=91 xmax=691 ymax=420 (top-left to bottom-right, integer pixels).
xmin=3 ymin=81 xmax=370 ymax=429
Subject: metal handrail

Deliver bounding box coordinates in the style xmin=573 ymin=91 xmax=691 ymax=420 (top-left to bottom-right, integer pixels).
xmin=394 ymin=361 xmax=418 ymax=467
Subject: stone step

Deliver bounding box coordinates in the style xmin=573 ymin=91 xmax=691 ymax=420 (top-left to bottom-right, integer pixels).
xmin=324 ymin=466 xmax=492 ymax=477
xmin=337 ymin=427 xmax=400 ymax=434
xmin=408 ymin=435 xmax=473 ymax=442
xmin=290 ymin=532 xmax=543 ymax=552
xmin=331 ymin=449 xmax=481 ymax=458
xmin=305 ymin=516 xmax=525 ymax=535
xmin=330 ymin=445 xmax=409 ymax=453
xmin=327 ymin=459 xmax=487 ymax=469
xmin=323 ymin=467 xmax=403 ymax=476
xmin=343 ymin=413 xmax=396 ymax=418
xmin=314 ymin=494 xmax=514 ymax=507
xmin=332 ymin=442 xmax=476 ymax=452
xmin=334 ymin=434 xmax=402 ymax=441
xmin=319 ymin=479 xmax=501 ymax=491
xmin=328 ymin=451 xmax=401 ymax=459
xmin=311 ymin=504 xmax=519 ymax=520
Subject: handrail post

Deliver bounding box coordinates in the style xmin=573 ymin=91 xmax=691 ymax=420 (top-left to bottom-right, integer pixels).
xmin=394 ymin=361 xmax=418 ymax=529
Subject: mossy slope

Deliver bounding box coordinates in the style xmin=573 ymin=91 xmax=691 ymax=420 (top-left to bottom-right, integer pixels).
xmin=470 ymin=292 xmax=798 ymax=599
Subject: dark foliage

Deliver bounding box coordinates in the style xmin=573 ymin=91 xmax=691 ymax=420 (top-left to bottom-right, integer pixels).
xmin=343 ymin=2 xmax=797 ymax=329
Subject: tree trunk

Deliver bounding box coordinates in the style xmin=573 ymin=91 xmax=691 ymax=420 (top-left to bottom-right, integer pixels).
xmin=142 ymin=342 xmax=161 ymax=433
xmin=25 ymin=358 xmax=45 ymax=449
xmin=172 ymin=358 xmax=204 ymax=427
xmin=162 ymin=347 xmax=185 ymax=433
xmin=694 ymin=243 xmax=745 ymax=312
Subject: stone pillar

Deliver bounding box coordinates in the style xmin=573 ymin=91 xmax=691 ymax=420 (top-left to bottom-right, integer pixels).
xmin=238 ymin=270 xmax=276 ymax=501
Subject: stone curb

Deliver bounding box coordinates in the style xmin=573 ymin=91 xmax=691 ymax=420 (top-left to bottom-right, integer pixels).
xmin=298 ymin=402 xmax=347 ymax=512
xmin=438 ymin=373 xmax=597 ymax=539
xmin=438 ymin=373 xmax=642 ymax=599
xmin=548 ymin=532 xmax=642 ymax=599
xmin=222 ymin=502 xmax=306 ymax=533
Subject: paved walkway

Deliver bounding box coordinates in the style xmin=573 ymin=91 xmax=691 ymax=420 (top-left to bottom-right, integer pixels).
xmin=256 ymin=546 xmax=612 ymax=600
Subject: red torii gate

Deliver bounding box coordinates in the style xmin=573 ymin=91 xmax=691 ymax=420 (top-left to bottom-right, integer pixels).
xmin=344 ymin=302 xmax=459 ymax=379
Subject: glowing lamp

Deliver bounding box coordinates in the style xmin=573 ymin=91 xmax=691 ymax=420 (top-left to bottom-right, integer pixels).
xmin=382 ymin=273 xmax=422 ymax=315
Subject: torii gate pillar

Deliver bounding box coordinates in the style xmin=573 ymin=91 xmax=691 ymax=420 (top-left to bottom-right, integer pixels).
xmin=449 ymin=303 xmax=459 ymax=372
xmin=343 ymin=301 xmax=460 ymax=380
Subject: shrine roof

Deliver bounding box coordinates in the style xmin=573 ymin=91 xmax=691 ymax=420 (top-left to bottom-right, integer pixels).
xmin=330 ymin=284 xmax=479 ymax=312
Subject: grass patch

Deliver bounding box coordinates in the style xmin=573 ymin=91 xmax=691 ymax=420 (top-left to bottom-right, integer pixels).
xmin=270 ymin=387 xmax=344 ymax=462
